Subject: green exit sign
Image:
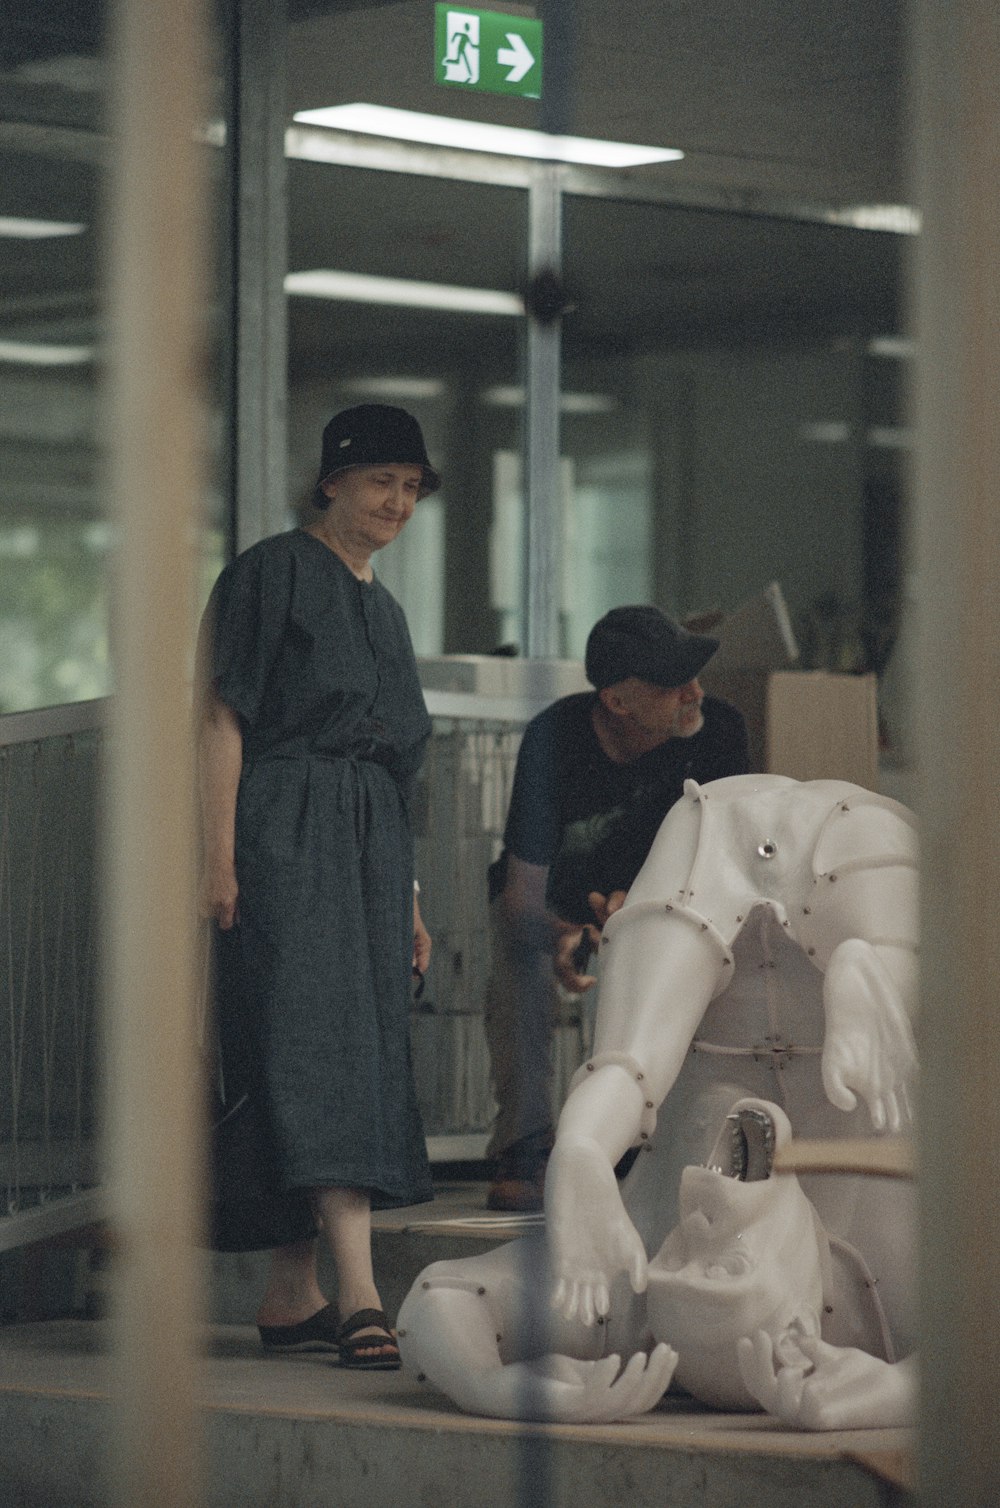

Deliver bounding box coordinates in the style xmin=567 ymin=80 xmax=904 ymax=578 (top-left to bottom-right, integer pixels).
xmin=435 ymin=5 xmax=542 ymax=99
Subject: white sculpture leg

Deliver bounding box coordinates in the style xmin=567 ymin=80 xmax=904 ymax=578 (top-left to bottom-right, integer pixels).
xmin=396 ymin=1239 xmax=677 ymax=1423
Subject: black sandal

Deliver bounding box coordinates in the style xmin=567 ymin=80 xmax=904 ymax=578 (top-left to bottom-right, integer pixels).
xmin=336 ymin=1307 xmax=401 ymax=1371
xmin=258 ymin=1303 xmax=341 ymax=1355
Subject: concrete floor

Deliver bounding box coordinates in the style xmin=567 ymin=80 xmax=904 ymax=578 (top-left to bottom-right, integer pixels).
xmin=0 ymin=1184 xmax=915 ymax=1508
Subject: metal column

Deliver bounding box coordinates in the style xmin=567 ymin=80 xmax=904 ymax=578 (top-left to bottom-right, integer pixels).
xmin=521 ymin=0 xmax=575 ymax=661
xmin=104 ymin=0 xmax=208 ymax=1501
xmin=231 ymin=0 xmax=289 ymax=552
xmin=912 ymin=2 xmax=1000 ymax=1502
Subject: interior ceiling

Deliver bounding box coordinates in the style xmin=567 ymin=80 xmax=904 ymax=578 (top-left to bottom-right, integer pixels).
xmin=287 ymin=0 xmax=905 ymax=204
xmin=0 ymin=1 xmax=908 ymax=364
xmin=284 ymin=0 xmax=907 ymax=369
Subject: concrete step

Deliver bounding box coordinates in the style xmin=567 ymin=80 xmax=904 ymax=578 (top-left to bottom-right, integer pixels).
xmin=1 ymin=1185 xmax=914 ymax=1507
xmin=0 ymin=1318 xmax=912 ymax=1508
xmin=209 ymin=1179 xmax=528 ymax=1324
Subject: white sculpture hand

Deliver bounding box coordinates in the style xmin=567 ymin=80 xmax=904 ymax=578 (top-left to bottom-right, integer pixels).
xmin=547 ymin=1137 xmax=648 ymax=1324
xmin=737 ymin=1329 xmax=916 ymax=1430
xmin=462 ymin=1346 xmax=677 ymax=1423
xmin=821 ymin=939 xmax=917 ymax=1132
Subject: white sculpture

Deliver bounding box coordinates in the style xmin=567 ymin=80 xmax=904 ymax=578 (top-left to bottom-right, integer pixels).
xmin=398 ymin=775 xmax=918 ymax=1428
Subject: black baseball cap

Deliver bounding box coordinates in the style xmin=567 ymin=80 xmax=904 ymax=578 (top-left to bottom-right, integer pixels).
xmin=585 ymin=605 xmax=719 ymax=690
xmin=316 ymin=404 xmax=441 ymax=499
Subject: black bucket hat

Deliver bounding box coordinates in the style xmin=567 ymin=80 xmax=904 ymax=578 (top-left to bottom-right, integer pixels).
xmin=585 ymin=605 xmax=719 ymax=690
xmin=315 ymin=404 xmax=441 ymax=503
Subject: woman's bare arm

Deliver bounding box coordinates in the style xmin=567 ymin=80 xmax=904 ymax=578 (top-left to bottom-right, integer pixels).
xmin=197 ymin=684 xmax=243 ymax=929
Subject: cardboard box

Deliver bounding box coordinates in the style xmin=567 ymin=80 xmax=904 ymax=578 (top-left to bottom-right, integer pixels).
xmin=694 ymin=582 xmax=799 ymax=773
xmin=766 ymin=670 xmax=879 ymax=790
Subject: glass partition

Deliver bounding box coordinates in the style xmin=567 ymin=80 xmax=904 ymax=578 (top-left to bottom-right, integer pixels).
xmin=286 ymin=159 xmax=528 ymax=656
xmin=0 ymin=41 xmax=106 ymax=714
xmin=560 ymin=193 xmax=908 ymax=670
xmin=283 ymin=151 xmax=908 ymax=673
xmin=0 ymin=10 xmax=228 ymax=714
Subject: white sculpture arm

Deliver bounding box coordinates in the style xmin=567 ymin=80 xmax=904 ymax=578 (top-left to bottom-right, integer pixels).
xmin=397 ymin=1268 xmax=676 ymax=1422
xmin=737 ymin=1329 xmax=917 ymax=1430
xmin=548 ymin=908 xmax=725 ymax=1322
xmin=821 ymin=939 xmax=918 ymax=1132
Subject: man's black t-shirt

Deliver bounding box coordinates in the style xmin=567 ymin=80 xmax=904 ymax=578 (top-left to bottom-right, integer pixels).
xmin=492 ymin=691 xmax=749 ymax=923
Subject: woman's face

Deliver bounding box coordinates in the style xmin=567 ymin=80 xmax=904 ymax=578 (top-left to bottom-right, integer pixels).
xmin=321 ymin=462 xmax=423 ymax=554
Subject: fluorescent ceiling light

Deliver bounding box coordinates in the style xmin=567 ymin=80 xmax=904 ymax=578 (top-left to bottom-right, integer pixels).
xmin=829 ymin=204 xmax=921 ymax=235
xmin=0 ymin=216 xmax=86 ymax=238
xmin=482 ymin=385 xmax=618 ymax=414
xmin=286 ymin=269 xmax=523 ymax=316
xmin=800 ymin=421 xmax=850 ymax=444
xmin=867 ymin=335 xmax=915 ymax=360
xmin=293 ymin=103 xmax=684 ymax=170
xmin=342 ymin=377 xmax=446 ymax=400
xmin=0 ymin=340 xmax=95 ymax=367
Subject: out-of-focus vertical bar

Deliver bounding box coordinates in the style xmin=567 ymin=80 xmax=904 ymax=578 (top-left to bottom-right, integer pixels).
xmin=104 ymin=0 xmax=207 ymax=1501
xmin=523 ymin=163 xmax=563 ymax=659
xmin=912 ymin=1 xmax=1000 ymax=1503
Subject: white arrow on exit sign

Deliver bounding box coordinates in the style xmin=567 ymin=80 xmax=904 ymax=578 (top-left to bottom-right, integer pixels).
xmin=497 ymin=31 xmax=534 ymax=84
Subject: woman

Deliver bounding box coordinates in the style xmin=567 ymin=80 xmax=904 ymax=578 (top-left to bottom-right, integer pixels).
xmin=198 ymin=404 xmax=437 ymax=1369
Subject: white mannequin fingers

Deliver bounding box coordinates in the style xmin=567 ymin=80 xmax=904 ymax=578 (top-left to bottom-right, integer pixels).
xmin=821 ymin=937 xmax=917 ymax=1130
xmin=590 ymin=1353 xmax=652 ymax=1422
xmin=737 ymin=1332 xmax=780 ymax=1414
xmin=629 ymin=1244 xmax=648 ymax=1294
xmin=822 ymin=1068 xmax=859 ymax=1114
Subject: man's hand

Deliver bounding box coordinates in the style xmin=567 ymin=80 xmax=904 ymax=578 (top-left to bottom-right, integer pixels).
xmin=552 ymin=923 xmax=601 ymax=993
xmin=587 ymin=890 xmax=628 ymax=929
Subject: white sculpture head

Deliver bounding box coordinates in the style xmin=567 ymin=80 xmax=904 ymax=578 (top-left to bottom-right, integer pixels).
xmin=645 ymin=1099 xmax=828 ymax=1409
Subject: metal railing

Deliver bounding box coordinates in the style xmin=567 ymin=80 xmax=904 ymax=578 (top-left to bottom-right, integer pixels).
xmin=0 ymin=699 xmax=105 ymax=1251
xmin=414 ymin=688 xmax=592 ymax=1145
xmin=0 ymin=685 xmax=588 ymax=1249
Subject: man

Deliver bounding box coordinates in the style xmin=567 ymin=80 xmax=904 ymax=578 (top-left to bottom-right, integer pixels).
xmin=484 ymin=605 xmax=749 ymax=1211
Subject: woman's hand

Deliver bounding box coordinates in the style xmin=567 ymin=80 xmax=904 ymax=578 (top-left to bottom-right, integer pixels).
xmin=413 ymin=893 xmax=432 ymax=975
xmin=199 ymin=863 xmax=240 ymax=930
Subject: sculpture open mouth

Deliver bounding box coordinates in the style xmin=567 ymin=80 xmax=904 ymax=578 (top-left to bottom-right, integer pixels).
xmin=708 ymin=1103 xmax=777 ymax=1183
xmin=645 ymin=1097 xmax=826 ymax=1406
